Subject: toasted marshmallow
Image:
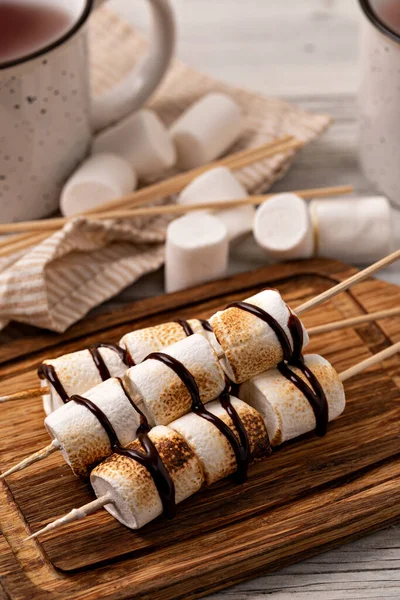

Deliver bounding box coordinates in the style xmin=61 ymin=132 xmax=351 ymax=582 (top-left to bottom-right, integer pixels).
xmin=91 ymin=425 xmax=204 ymax=529
xmin=210 ymin=289 xmax=309 ymax=384
xmin=123 ymin=334 xmax=226 ymax=426
xmin=41 ymin=347 xmax=127 ymax=416
xmin=119 ymin=319 xmax=215 ymax=365
xmin=169 ymin=396 xmax=270 ymax=485
xmin=239 ymin=354 xmax=345 ymax=445
xmin=45 ymin=378 xmax=145 ymax=477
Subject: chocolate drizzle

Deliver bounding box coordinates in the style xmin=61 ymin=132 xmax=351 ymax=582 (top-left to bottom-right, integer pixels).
xmin=200 ymin=319 xmax=213 ymax=332
xmin=71 ymin=394 xmax=121 ymax=448
xmin=37 ymin=363 xmax=69 ymax=403
xmin=285 ymin=313 xmax=329 ymax=436
xmin=227 ymin=300 xmax=329 ymax=437
xmin=146 ymin=352 xmax=251 ymax=482
xmin=175 ymin=319 xmax=195 ymax=337
xmin=38 ymin=342 xmax=131 ymax=404
xmin=71 ymin=379 xmax=176 ymax=519
xmin=228 ymin=301 xmax=293 ymax=362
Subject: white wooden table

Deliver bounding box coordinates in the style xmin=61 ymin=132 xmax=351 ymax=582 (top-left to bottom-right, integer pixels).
xmin=109 ymin=1 xmax=400 ymax=597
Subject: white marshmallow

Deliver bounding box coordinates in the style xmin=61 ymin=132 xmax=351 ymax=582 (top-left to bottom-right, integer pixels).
xmin=239 ymin=354 xmax=346 ymax=445
xmin=209 ymin=289 xmax=309 ymax=384
xmin=45 ymin=378 xmax=144 ymax=477
xmin=40 ymin=347 xmax=128 ymax=416
xmin=123 ymin=333 xmax=226 ymax=426
xmin=165 ymin=212 xmax=229 ymax=293
xmin=253 ymin=193 xmax=314 ymax=260
xmin=92 ymin=109 xmax=176 ymax=178
xmin=170 ymin=93 xmax=243 ymax=170
xmin=309 ymin=196 xmax=393 ymax=263
xmin=177 ymin=167 xmax=254 ymax=241
xmin=91 ymin=425 xmax=204 ymax=529
xmin=60 ymin=153 xmax=136 ymax=217
xmin=119 ymin=319 xmax=216 ymax=365
xmin=169 ymin=396 xmax=270 ymax=485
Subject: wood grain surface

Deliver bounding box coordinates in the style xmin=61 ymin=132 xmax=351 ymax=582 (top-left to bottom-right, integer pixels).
xmin=0 ymin=258 xmax=400 ymax=599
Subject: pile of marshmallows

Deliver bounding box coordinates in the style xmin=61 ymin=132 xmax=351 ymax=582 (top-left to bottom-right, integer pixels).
xmin=167 ymin=180 xmax=394 ymax=293
xmin=60 ymin=92 xmax=242 ymax=216
xmin=60 ymin=91 xmax=395 ymax=295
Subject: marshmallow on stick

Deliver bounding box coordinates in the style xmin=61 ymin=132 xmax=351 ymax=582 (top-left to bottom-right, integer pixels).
xmin=240 ymin=354 xmax=345 ymax=445
xmin=169 ymin=396 xmax=270 ymax=485
xmin=209 ymin=289 xmax=309 ymax=384
xmin=36 ymin=320 xmax=214 ymax=416
xmin=1 ymin=334 xmax=225 ymax=480
xmin=40 ymin=345 xmax=129 ymax=416
xmin=120 ymin=319 xmax=215 ymax=365
xmin=177 ymin=167 xmax=255 ymax=242
xmin=309 ymin=196 xmax=393 ymax=263
xmin=25 ymin=341 xmax=400 ymax=539
xmin=45 ymin=378 xmax=144 ymax=477
xmin=123 ymin=333 xmax=226 ymax=426
xmin=253 ymin=193 xmax=314 ymax=260
xmin=91 ymin=425 xmax=205 ymax=529
xmin=32 ymin=395 xmax=271 ymax=536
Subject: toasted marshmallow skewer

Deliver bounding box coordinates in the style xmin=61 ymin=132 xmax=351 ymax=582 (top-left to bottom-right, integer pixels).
xmin=123 ymin=334 xmax=226 ymax=426
xmin=210 ymin=249 xmax=400 ymax=384
xmin=1 ymin=335 xmax=225 ymax=479
xmin=240 ymin=354 xmax=345 ymax=445
xmin=26 ymin=342 xmax=400 ymax=540
xmin=27 ymin=397 xmax=269 ymax=538
xmin=0 ymin=319 xmax=215 ymax=411
xmin=210 ymin=289 xmax=309 ymax=384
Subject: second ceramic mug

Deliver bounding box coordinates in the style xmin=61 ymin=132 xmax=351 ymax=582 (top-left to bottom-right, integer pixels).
xmin=359 ymin=0 xmax=400 ymax=207
xmin=0 ymin=0 xmax=175 ymax=222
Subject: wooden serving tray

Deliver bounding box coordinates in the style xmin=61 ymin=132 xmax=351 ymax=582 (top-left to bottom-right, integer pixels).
xmin=1 ymin=258 xmax=400 ymax=600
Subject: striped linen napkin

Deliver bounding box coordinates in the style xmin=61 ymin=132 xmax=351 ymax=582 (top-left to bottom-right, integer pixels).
xmin=0 ymin=5 xmax=331 ymax=333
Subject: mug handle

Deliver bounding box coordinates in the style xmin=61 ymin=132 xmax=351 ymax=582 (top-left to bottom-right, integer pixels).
xmin=91 ymin=0 xmax=175 ymax=132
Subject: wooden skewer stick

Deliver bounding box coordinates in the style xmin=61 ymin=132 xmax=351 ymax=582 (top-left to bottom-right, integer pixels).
xmin=0 ymin=136 xmax=300 ymax=236
xmin=308 ymin=306 xmax=400 ymax=336
xmin=0 ymin=439 xmax=60 ymax=480
xmin=0 ymin=386 xmax=49 ymax=403
xmin=339 ymin=341 xmax=400 ymax=382
xmin=25 ymin=493 xmax=113 ymax=541
xmin=25 ymin=340 xmax=400 ymax=540
xmin=0 ymin=183 xmax=354 ymax=260
xmin=43 ymin=185 xmax=355 ymax=223
xmin=295 ymin=249 xmax=400 ymax=315
xmin=0 ymin=232 xmax=51 ymax=259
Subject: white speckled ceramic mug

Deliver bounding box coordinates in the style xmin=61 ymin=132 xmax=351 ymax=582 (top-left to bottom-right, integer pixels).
xmin=0 ymin=0 xmax=175 ymax=223
xmin=359 ymin=0 xmax=400 ymax=206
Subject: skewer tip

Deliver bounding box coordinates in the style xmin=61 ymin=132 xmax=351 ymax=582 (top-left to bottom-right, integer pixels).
xmin=24 ymin=494 xmax=112 ymax=541
xmin=0 ymin=439 xmax=60 ymax=480
xmin=0 ymin=386 xmax=48 ymax=403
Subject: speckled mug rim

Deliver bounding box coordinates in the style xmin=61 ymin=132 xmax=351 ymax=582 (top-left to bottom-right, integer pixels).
xmin=0 ymin=0 xmax=94 ymax=71
xmin=359 ymin=0 xmax=400 ymax=44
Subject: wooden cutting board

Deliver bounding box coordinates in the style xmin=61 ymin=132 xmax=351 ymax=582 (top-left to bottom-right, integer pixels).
xmin=1 ymin=258 xmax=400 ymax=600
